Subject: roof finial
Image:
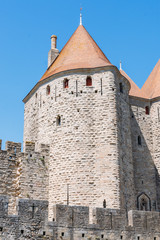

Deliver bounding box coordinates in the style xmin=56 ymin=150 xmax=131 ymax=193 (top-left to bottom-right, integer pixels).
xmin=120 ymin=60 xmax=122 ymax=70
xmin=80 ymin=7 xmax=82 ymax=25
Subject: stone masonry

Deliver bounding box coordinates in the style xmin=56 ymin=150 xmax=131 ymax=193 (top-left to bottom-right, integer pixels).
xmin=23 ymin=67 xmax=136 ymax=219
xmin=1 ymin=21 xmax=160 ymax=239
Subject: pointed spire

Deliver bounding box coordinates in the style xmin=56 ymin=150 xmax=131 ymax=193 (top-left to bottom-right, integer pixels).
xmin=40 ymin=25 xmax=111 ymax=82
xmin=80 ymin=7 xmax=82 ymax=25
xmin=120 ymin=60 xmax=122 ymax=70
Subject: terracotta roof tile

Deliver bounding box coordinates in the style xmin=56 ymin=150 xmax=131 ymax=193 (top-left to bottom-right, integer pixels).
xmin=141 ymin=59 xmax=160 ymax=99
xmin=40 ymin=25 xmax=112 ymax=81
xmin=120 ymin=69 xmax=147 ymax=98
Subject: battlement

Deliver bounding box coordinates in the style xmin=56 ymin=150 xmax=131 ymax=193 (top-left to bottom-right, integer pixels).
xmin=0 ymin=139 xmax=50 ymax=154
xmin=0 ymin=196 xmax=160 ymax=239
xmin=0 ymin=139 xmax=50 ymax=215
xmin=0 ymin=197 xmax=126 ymax=229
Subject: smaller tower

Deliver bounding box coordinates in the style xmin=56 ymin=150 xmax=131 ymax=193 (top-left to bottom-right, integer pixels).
xmin=48 ymin=35 xmax=59 ymax=67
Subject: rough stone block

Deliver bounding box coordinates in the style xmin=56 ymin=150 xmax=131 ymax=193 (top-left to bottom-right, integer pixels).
xmin=53 ymin=204 xmax=89 ymax=227
xmin=5 ymin=141 xmax=21 ymax=153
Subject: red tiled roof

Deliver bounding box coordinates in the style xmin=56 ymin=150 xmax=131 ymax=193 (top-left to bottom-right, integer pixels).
xmin=40 ymin=25 xmax=112 ymax=81
xmin=141 ymin=59 xmax=160 ymax=99
xmin=120 ymin=69 xmax=147 ymax=98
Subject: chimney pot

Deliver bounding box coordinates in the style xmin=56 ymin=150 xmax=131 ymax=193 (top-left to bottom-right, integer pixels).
xmin=51 ymin=35 xmax=57 ymax=49
xmin=48 ymin=34 xmax=59 ymax=67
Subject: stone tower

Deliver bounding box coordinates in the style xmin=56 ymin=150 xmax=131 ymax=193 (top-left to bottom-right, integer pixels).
xmin=23 ymin=23 xmax=135 ymax=218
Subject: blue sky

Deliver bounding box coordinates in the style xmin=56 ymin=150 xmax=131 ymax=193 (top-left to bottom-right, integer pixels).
xmin=0 ymin=0 xmax=160 ymax=149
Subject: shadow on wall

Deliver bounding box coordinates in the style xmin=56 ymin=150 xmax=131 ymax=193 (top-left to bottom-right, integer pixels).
xmin=130 ymin=106 xmax=158 ymax=211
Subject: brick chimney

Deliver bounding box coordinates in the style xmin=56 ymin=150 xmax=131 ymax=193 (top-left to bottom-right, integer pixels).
xmin=48 ymin=35 xmax=59 ymax=67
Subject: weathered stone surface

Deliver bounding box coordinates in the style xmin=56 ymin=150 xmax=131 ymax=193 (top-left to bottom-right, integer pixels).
xmin=1 ymin=25 xmax=160 ymax=239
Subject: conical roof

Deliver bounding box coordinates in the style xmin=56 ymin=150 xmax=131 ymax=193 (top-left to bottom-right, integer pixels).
xmin=141 ymin=59 xmax=160 ymax=99
xmin=120 ymin=69 xmax=146 ymax=98
xmin=40 ymin=25 xmax=112 ymax=81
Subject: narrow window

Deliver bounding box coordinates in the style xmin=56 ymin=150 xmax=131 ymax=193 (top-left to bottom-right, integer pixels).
xmin=55 ymin=86 xmax=57 ymax=102
xmin=46 ymin=85 xmax=50 ymax=95
xmin=120 ymin=83 xmax=123 ymax=93
xmin=76 ymin=80 xmax=78 ymax=97
xmin=64 ymin=78 xmax=69 ymax=88
xmin=154 ymin=237 xmax=156 ymax=240
xmin=56 ymin=115 xmax=61 ymax=126
xmin=86 ymin=76 xmax=92 ymax=86
xmin=120 ymin=236 xmax=123 ymax=239
xmin=137 ymin=237 xmax=140 ymax=240
xmin=61 ymin=232 xmax=64 ymax=236
xmin=40 ymin=93 xmax=42 ymax=107
xmin=145 ymin=106 xmax=149 ymax=115
xmin=101 ymin=78 xmax=103 ymax=95
xmin=43 ymin=231 xmax=46 ymax=236
xmin=21 ymin=230 xmax=24 ymax=234
xmin=103 ymin=199 xmax=106 ymax=208
xmin=82 ymin=233 xmax=85 ymax=237
xmin=0 ymin=227 xmax=3 ymax=232
xmin=101 ymin=234 xmax=104 ymax=238
xmin=138 ymin=136 xmax=141 ymax=146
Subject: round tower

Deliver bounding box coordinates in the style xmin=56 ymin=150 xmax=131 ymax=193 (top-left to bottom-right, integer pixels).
xmin=23 ymin=24 xmax=135 ymax=219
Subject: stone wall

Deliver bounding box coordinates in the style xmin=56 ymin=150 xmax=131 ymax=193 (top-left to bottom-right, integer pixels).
xmin=0 ymin=140 xmax=49 ymax=214
xmin=150 ymin=99 xmax=160 ymax=210
xmin=129 ymin=96 xmax=157 ymax=211
xmin=24 ymin=67 xmax=137 ymax=219
xmin=116 ymin=74 xmax=135 ymax=212
xmin=0 ymin=195 xmax=160 ymax=240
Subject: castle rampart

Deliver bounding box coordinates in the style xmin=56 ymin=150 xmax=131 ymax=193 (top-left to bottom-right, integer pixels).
xmin=0 ymin=140 xmax=49 ymax=215
xmin=0 ymin=195 xmax=159 ymax=239
xmin=2 ymin=20 xmax=160 ymax=239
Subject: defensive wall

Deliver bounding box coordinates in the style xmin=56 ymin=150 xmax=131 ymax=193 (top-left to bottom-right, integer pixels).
xmin=0 ymin=196 xmax=159 ymax=239
xmin=0 ymin=140 xmax=49 ymax=214
xmin=129 ymin=95 xmax=160 ymax=211
xmin=0 ymin=141 xmax=160 ymax=239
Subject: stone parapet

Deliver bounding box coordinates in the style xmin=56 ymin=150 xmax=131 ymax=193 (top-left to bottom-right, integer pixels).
xmin=0 ymin=196 xmax=159 ymax=239
xmin=0 ymin=140 xmax=49 ymax=215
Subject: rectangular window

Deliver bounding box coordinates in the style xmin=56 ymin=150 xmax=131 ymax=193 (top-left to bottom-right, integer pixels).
xmin=64 ymin=79 xmax=69 ymax=88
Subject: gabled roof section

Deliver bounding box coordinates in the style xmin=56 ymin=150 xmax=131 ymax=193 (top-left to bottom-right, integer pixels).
xmin=40 ymin=25 xmax=112 ymax=81
xmin=120 ymin=69 xmax=146 ymax=98
xmin=141 ymin=59 xmax=160 ymax=99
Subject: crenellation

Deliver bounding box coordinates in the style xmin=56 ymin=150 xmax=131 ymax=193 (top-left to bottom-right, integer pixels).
xmin=53 ymin=204 xmax=89 ymax=228
xmin=5 ymin=141 xmax=21 ymax=153
xmin=0 ymin=140 xmax=49 ymax=216
xmin=0 ymin=198 xmax=159 ymax=239
xmin=0 ymin=196 xmax=9 ymax=216
xmin=1 ymin=20 xmax=160 ymax=239
xmin=24 ymin=141 xmax=35 ymax=152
